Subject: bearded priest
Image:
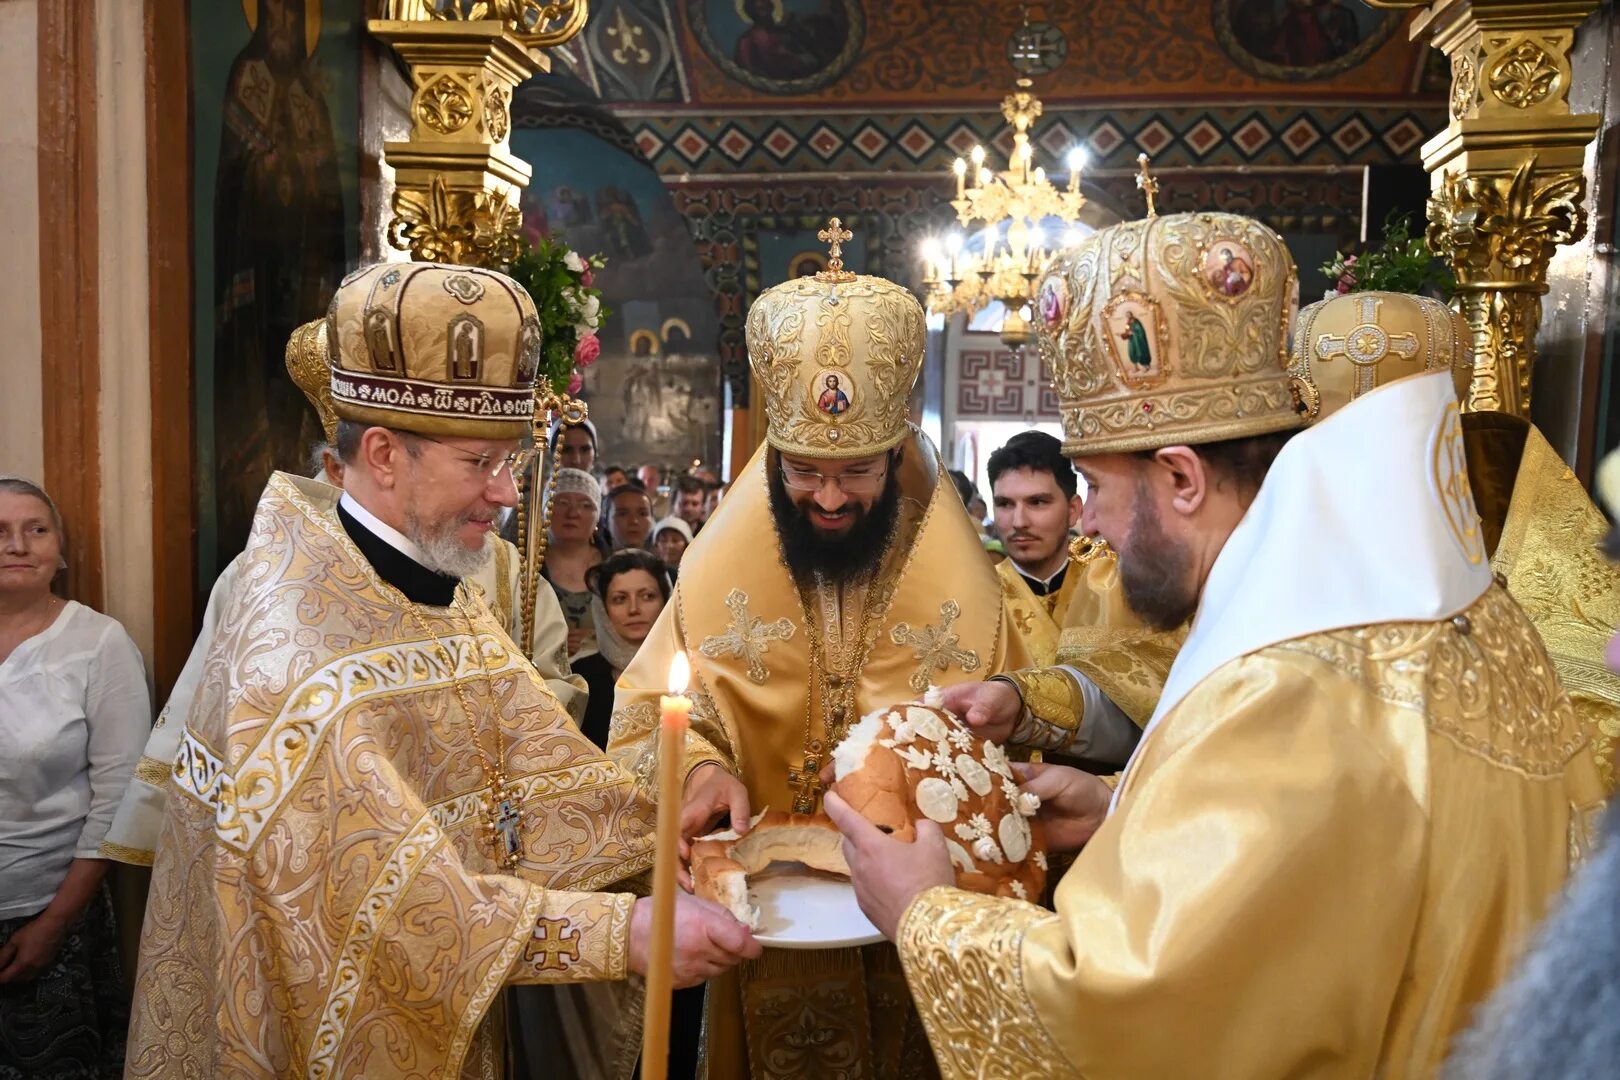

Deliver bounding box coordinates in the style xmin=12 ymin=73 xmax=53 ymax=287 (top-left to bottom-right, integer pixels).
xmin=828 ymin=212 xmax=1608 ymax=1078
xmin=606 ymin=222 xmax=1028 ymax=1078
xmin=101 ymin=315 xmax=588 ymax=870
xmin=125 ymin=262 xmax=759 ymax=1080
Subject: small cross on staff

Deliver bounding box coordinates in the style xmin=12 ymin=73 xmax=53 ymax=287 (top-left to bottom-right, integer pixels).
xmin=816 ymin=218 xmax=856 ymax=282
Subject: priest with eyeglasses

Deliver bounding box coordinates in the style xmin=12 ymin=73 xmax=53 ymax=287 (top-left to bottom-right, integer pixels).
xmin=607 ymin=223 xmax=1029 ymax=1078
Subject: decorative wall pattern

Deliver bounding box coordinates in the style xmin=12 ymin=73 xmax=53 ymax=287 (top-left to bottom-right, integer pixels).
xmin=628 ymin=103 xmax=1439 ymax=175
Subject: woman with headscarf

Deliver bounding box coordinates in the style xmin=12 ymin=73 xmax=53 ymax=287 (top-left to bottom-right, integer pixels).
xmin=571 ymin=549 xmax=670 ymax=750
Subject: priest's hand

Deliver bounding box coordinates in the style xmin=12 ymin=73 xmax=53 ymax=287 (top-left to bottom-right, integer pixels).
xmin=630 ymin=893 xmax=763 ymax=988
xmin=678 ymin=763 xmax=751 ymax=860
xmin=942 ymin=678 xmax=1022 ymax=744
xmin=823 ymin=791 xmax=953 ymax=941
xmin=1012 ymin=761 xmax=1110 ymax=853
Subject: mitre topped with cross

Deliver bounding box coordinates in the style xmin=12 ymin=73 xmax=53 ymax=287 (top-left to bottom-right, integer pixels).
xmin=746 ymin=217 xmax=927 ymax=460
xmin=1288 ymin=291 xmax=1470 ymax=422
xmin=1035 ymin=204 xmax=1302 ymax=457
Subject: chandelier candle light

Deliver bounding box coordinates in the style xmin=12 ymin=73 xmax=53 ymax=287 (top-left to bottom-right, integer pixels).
xmin=921 ymin=76 xmax=1090 ymax=347
xmin=642 ymin=652 xmax=692 ymax=1080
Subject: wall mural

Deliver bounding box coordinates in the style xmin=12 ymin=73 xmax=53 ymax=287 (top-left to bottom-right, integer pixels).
xmin=1213 ymin=0 xmax=1400 ymax=81
xmin=193 ymin=0 xmax=362 ymax=582
xmin=686 ymin=0 xmax=866 ymax=94
xmin=671 ymin=0 xmax=1427 ymax=105
xmin=511 ymin=81 xmax=723 ymax=472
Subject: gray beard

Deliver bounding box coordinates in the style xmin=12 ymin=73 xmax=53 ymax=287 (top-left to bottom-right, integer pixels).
xmin=404 ymin=509 xmax=493 ymax=578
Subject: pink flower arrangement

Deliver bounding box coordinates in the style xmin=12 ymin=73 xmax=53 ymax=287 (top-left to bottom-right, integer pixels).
xmin=567 ymin=370 xmax=584 ymax=394
xmin=574 ymin=332 xmax=601 ymax=368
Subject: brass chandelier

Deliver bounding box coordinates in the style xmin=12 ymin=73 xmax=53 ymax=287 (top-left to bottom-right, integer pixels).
xmin=921 ymin=75 xmax=1089 ymax=348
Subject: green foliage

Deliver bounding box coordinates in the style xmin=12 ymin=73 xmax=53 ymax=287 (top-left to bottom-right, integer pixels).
xmin=503 ymin=233 xmax=610 ymax=391
xmin=1320 ymin=213 xmax=1454 ymax=301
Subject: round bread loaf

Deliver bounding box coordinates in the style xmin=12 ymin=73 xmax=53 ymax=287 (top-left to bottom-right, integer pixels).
xmin=690 ymin=810 xmax=849 ymax=929
xmin=831 ymin=693 xmax=1047 ymax=902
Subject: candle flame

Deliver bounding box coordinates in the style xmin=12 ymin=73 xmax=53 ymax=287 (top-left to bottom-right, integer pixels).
xmin=668 ymin=652 xmax=691 ymax=694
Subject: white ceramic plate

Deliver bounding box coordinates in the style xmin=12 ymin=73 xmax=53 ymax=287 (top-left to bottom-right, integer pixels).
xmin=747 ymin=862 xmax=884 ymax=949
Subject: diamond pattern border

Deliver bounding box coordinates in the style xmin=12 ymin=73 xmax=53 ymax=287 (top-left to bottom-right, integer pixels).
xmin=625 ymin=106 xmax=1444 ymax=175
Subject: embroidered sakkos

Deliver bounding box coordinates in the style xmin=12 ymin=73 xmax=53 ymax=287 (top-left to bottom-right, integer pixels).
xmin=125 ymin=475 xmax=654 ymax=1080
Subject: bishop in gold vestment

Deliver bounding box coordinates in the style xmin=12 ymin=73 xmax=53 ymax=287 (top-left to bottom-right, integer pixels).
xmin=126 ymin=263 xmax=756 ymax=1079
xmin=837 ymin=220 xmax=1607 ymax=1078
xmin=608 ymin=226 xmax=1025 ymax=1078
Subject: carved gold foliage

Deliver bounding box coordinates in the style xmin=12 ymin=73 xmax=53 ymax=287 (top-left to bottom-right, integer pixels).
xmin=385 ymin=0 xmax=589 ymax=49
xmin=1427 ymin=158 xmax=1587 ymax=413
xmin=417 ymin=73 xmax=474 ymax=135
xmin=1428 ymin=158 xmax=1585 ymax=277
xmin=1488 ymin=41 xmax=1561 ymax=109
xmin=389 ymin=175 xmax=522 ymax=269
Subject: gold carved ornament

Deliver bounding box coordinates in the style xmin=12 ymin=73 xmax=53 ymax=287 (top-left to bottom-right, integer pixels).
xmin=383 ymin=0 xmax=589 ymax=49
xmin=389 ymin=174 xmax=523 ymax=270
xmin=1427 ymin=158 xmax=1586 ymax=414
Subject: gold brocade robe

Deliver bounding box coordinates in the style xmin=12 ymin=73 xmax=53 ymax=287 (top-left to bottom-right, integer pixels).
xmin=898 ymin=584 xmax=1607 ymax=1079
xmin=1467 ymin=412 xmax=1620 ymax=793
xmin=608 ymin=430 xmax=1026 ymax=1080
xmin=995 ymin=553 xmax=1085 ymax=669
xmin=126 ymin=475 xmax=656 ymax=1080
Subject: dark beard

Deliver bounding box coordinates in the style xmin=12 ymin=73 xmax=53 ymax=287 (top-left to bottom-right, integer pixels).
xmin=1118 ymin=478 xmax=1198 ymax=631
xmin=769 ymin=463 xmax=902 ymax=586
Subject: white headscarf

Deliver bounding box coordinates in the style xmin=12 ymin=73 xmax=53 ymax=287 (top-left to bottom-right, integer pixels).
xmin=652 ymin=516 xmax=694 ymax=545
xmin=550 ymin=467 xmax=603 ymax=518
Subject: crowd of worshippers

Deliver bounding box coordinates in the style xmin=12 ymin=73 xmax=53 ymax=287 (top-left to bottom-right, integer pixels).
xmin=534 ymin=417 xmax=727 ymax=749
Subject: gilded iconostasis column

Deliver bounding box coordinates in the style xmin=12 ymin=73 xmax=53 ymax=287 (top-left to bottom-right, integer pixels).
xmin=1377 ymin=0 xmax=1600 ymax=417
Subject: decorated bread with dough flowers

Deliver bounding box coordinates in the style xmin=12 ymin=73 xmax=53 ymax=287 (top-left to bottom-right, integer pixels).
xmin=830 ymin=690 xmax=1047 ymax=902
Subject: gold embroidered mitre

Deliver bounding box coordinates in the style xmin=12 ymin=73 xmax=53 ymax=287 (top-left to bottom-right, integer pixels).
xmin=326 ymin=261 xmax=542 ymax=439
xmin=286 ymin=317 xmax=338 ymax=444
xmin=747 ymin=220 xmax=926 ymax=459
xmin=1289 ymin=291 xmax=1469 ymax=421
xmin=1037 ymin=212 xmax=1300 ymax=455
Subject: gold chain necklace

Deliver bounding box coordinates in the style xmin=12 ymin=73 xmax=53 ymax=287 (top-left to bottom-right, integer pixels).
xmin=405 ymin=594 xmax=524 ymax=872
xmin=786 ymin=575 xmax=889 ymax=814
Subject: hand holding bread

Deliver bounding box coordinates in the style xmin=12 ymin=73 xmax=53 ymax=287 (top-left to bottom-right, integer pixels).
xmin=939 ymin=678 xmax=1023 ymax=745
xmin=679 ymin=762 xmax=752 ymax=860
xmin=627 ymin=891 xmax=762 ymax=988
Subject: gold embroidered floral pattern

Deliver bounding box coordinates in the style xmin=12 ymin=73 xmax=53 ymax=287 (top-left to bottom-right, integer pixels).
xmin=897 ymin=886 xmax=1069 ymax=1079
xmin=1274 ymin=584 xmax=1586 ymax=777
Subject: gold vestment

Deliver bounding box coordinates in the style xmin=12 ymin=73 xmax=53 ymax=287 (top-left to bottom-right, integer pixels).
xmin=900 ymin=584 xmax=1607 ymax=1079
xmin=608 ymin=431 xmax=1025 ymax=1079
xmin=995 ymin=551 xmax=1085 ymax=669
xmin=125 ymin=475 xmax=655 ymax=1079
xmin=102 ymin=521 xmax=586 ymax=868
xmin=1467 ymin=412 xmax=1620 ymax=793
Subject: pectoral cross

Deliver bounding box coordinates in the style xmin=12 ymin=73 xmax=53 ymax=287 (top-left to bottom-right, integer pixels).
xmin=489 ymin=788 xmax=523 ymax=872
xmin=788 ymin=748 xmax=824 ymax=814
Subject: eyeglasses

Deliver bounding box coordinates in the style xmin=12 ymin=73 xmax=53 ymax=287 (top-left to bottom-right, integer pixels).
xmin=779 ymin=463 xmax=888 ymax=494
xmin=412 ymin=433 xmax=536 ymax=480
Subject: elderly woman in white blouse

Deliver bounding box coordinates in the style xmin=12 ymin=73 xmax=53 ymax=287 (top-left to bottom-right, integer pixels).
xmin=0 ymin=476 xmax=148 ymax=1078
